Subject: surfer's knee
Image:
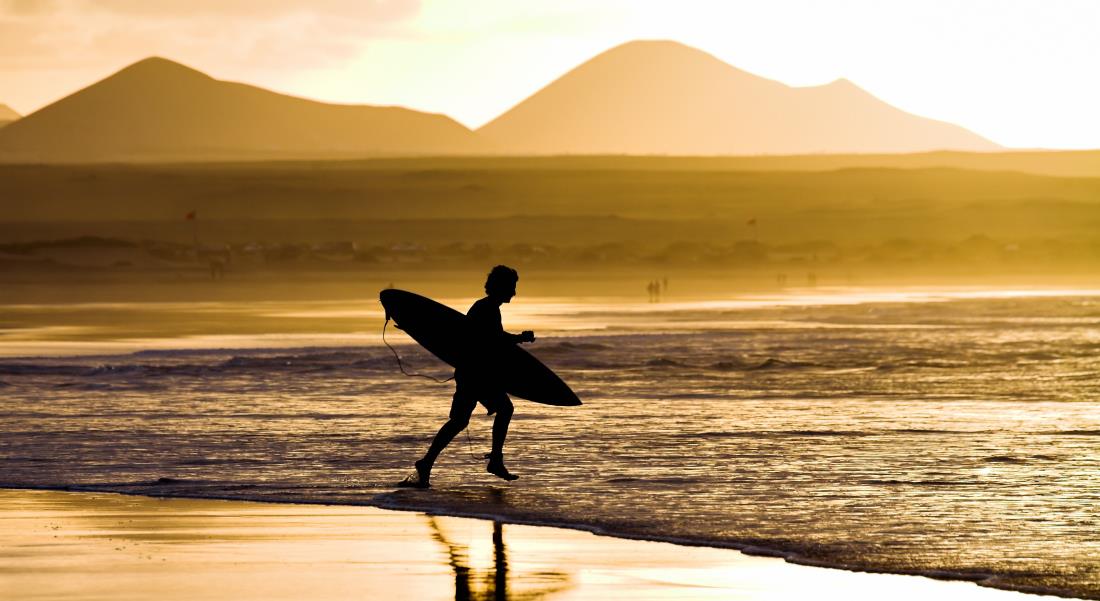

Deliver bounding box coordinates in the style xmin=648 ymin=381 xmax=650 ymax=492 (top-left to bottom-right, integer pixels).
xmin=448 ymin=416 xmax=470 ymax=430
xmin=449 ymin=395 xmax=477 ymax=422
xmin=496 ymin=399 xmax=514 ymax=417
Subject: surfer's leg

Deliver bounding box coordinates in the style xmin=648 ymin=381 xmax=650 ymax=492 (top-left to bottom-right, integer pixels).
xmin=486 ymin=397 xmax=518 ymax=481
xmin=489 ymin=397 xmax=513 ymax=456
xmin=403 ymin=415 xmax=469 ymax=488
xmin=420 ymin=394 xmax=476 ymax=469
xmin=424 ymin=416 xmax=468 ymax=464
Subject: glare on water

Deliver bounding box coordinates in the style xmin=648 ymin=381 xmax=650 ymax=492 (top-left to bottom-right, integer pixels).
xmin=1 ymin=287 xmax=1098 ymax=597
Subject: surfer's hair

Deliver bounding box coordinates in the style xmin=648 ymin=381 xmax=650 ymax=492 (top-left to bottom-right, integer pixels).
xmin=485 ymin=265 xmax=519 ymax=294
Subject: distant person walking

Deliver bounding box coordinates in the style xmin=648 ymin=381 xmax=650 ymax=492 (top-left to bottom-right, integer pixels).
xmin=399 ymin=266 xmax=535 ymax=488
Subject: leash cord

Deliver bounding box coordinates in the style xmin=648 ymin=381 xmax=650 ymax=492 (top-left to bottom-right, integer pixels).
xmin=382 ymin=318 xmax=455 ymax=383
xmin=383 ymin=318 xmax=480 ymax=459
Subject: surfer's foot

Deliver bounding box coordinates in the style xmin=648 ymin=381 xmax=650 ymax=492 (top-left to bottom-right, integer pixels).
xmin=398 ymin=459 xmax=432 ymax=488
xmin=485 ymin=453 xmax=519 ymax=482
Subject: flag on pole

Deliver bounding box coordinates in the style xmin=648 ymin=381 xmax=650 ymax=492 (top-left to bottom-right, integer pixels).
xmin=185 ymin=210 xmax=197 ymax=221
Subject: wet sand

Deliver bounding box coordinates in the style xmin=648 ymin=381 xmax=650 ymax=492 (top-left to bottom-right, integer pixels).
xmin=0 ymin=489 xmax=1054 ymax=600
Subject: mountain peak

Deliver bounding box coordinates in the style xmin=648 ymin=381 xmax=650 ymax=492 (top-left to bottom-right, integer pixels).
xmin=109 ymin=56 xmax=213 ymax=85
xmin=605 ymin=39 xmax=699 ymax=52
xmin=591 ymin=39 xmax=741 ymax=70
xmin=812 ymin=77 xmax=872 ymax=97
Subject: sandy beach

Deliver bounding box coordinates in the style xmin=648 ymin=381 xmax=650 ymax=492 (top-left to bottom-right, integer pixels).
xmin=3 ymin=290 xmax=1099 ymax=597
xmin=0 ymin=489 xmax=1059 ymax=601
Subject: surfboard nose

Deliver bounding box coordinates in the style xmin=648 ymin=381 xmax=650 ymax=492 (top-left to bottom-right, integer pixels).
xmin=379 ymin=288 xmax=397 ymax=320
xmin=379 ymin=288 xmax=405 ymax=319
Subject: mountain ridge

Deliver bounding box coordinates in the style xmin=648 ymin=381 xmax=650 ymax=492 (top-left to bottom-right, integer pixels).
xmin=0 ymin=57 xmax=487 ymax=162
xmin=477 ymin=40 xmax=998 ymax=155
xmin=1 ymin=41 xmax=1002 ymax=162
xmin=0 ymin=104 xmax=19 ymax=127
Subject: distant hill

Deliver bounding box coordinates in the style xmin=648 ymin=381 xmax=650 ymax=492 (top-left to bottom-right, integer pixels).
xmin=0 ymin=104 xmax=19 ymax=128
xmin=479 ymin=40 xmax=999 ymax=155
xmin=260 ymin=151 xmax=1100 ymax=178
xmin=0 ymin=58 xmax=486 ymax=163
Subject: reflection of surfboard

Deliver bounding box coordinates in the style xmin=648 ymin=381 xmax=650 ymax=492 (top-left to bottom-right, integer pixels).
xmin=380 ymin=289 xmax=581 ymax=407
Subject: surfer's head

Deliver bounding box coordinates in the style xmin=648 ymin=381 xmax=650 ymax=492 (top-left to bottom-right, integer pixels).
xmin=485 ymin=265 xmax=519 ymax=303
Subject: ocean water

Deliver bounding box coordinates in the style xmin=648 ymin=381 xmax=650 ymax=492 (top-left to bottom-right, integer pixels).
xmin=1 ymin=289 xmax=1098 ymax=598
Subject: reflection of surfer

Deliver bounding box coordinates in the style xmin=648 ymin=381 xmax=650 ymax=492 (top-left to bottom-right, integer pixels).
xmin=401 ymin=266 xmax=535 ymax=488
xmin=426 ymin=514 xmax=571 ymax=600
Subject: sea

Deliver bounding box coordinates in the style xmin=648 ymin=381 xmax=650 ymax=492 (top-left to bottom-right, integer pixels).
xmin=1 ymin=287 xmax=1098 ymax=598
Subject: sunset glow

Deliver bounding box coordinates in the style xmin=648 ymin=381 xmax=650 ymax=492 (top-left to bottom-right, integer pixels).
xmin=2 ymin=0 xmax=1099 ymax=148
xmin=4 ymin=2 xmax=1100 ymax=598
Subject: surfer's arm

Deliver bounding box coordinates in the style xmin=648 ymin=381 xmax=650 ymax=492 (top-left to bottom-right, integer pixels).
xmin=470 ymin=299 xmax=534 ymax=344
xmin=506 ymin=330 xmax=536 ymax=344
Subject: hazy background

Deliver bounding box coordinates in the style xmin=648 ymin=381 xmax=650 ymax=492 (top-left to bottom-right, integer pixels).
xmin=4 ymin=0 xmax=1100 ymax=148
xmin=1 ymin=1 xmax=1098 ymax=314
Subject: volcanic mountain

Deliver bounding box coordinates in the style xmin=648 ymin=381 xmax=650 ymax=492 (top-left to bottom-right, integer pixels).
xmin=0 ymin=58 xmax=484 ymax=162
xmin=0 ymin=104 xmax=19 ymax=128
xmin=478 ymin=40 xmax=998 ymax=155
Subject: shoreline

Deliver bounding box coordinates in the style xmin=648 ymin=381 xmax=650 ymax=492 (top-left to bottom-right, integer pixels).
xmin=1 ymin=485 xmax=1073 ymax=600
xmin=2 ymin=283 xmax=1100 ymax=358
xmin=3 ymin=291 xmax=1096 ymax=598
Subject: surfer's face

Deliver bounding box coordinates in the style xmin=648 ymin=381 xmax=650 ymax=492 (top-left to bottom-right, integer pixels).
xmin=489 ymin=281 xmax=517 ymax=303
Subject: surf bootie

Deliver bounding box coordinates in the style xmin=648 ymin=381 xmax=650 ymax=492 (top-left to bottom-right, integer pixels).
xmin=485 ymin=453 xmax=519 ymax=482
xmin=398 ymin=459 xmax=432 ymax=488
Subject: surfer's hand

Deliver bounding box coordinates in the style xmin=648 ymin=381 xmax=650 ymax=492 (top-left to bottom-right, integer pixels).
xmin=520 ymin=330 xmax=536 ymax=343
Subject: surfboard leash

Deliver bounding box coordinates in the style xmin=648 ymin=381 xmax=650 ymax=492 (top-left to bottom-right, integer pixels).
xmin=382 ymin=318 xmax=455 ymax=383
xmin=382 ymin=317 xmax=481 ymax=459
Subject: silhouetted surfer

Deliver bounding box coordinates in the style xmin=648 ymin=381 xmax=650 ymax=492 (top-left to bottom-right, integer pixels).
xmin=401 ymin=265 xmax=535 ymax=488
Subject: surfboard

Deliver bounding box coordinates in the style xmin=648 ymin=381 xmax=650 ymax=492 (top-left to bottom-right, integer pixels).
xmin=379 ymin=289 xmax=581 ymax=407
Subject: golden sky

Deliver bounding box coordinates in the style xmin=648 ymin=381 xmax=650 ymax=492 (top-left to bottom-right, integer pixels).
xmin=2 ymin=0 xmax=1098 ymax=149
